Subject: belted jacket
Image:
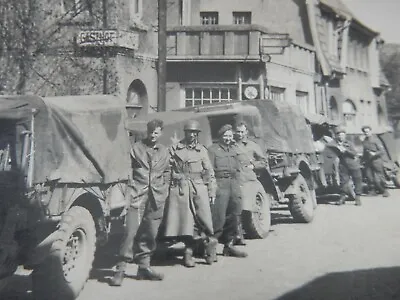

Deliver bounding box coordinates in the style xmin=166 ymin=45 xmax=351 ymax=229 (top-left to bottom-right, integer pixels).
xmin=169 ymin=141 xmax=217 ymax=198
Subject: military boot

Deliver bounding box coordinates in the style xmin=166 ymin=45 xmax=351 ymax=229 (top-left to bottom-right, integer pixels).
xmin=382 ymin=190 xmax=390 ymax=198
xmin=335 ymin=195 xmax=346 ymax=206
xmin=137 ymin=267 xmax=164 ymax=281
xmin=204 ymin=237 xmax=218 ymax=265
xmin=109 ymin=262 xmax=126 ymax=286
xmin=183 ymin=246 xmax=195 ymax=268
xmin=354 ymin=195 xmax=362 ymax=206
xmin=223 ymin=241 xmax=248 ymax=258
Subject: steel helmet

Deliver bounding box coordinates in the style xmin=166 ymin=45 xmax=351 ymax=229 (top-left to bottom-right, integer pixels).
xmin=184 ymin=120 xmax=201 ymax=132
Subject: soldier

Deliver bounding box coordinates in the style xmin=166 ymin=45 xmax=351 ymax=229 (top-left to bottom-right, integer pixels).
xmin=110 ymin=119 xmax=170 ymax=286
xmin=327 ymin=126 xmax=362 ymax=206
xmin=361 ymin=125 xmax=389 ymax=197
xmin=208 ymin=124 xmax=248 ymax=258
xmin=163 ymin=120 xmax=218 ymax=267
xmin=234 ymin=121 xmax=267 ymax=245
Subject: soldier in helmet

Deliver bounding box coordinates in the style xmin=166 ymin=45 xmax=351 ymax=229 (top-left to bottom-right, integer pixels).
xmin=163 ymin=119 xmax=218 ymax=267
xmin=327 ymin=126 xmax=362 ymax=206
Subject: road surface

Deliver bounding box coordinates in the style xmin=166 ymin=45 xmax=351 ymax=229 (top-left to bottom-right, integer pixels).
xmin=2 ymin=191 xmax=400 ymax=300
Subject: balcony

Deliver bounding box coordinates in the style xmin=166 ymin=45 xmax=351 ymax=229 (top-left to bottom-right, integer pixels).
xmin=167 ymin=25 xmax=290 ymax=62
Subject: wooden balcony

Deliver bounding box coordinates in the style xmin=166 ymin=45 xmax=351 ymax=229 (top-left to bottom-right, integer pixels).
xmin=166 ymin=25 xmax=290 ymax=62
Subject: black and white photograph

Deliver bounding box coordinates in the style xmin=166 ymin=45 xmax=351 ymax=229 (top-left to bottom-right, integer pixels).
xmin=0 ymin=0 xmax=400 ymax=299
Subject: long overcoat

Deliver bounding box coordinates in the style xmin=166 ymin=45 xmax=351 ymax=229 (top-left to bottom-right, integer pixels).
xmin=163 ymin=141 xmax=216 ymax=238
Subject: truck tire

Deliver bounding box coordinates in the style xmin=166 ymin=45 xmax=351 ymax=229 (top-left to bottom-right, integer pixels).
xmin=32 ymin=206 xmax=96 ymax=300
xmin=392 ymin=172 xmax=400 ymax=188
xmin=288 ymin=174 xmax=315 ymax=223
xmin=242 ymin=186 xmax=271 ymax=239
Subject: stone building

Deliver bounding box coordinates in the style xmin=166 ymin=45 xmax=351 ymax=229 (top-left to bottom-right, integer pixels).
xmin=307 ymin=0 xmax=390 ymax=134
xmin=0 ymin=0 xmax=158 ymax=117
xmin=165 ymin=0 xmax=390 ymax=135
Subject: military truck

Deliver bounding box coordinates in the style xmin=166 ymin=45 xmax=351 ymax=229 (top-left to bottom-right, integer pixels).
xmin=128 ymin=99 xmax=321 ymax=240
xmin=0 ymin=95 xmax=131 ymax=300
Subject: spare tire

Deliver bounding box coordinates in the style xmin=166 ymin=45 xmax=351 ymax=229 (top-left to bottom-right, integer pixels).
xmin=242 ymin=184 xmax=271 ymax=239
xmin=288 ymin=174 xmax=315 ymax=223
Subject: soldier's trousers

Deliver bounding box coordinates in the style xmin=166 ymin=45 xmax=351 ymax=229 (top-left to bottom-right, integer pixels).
xmin=132 ymin=193 xmax=165 ymax=268
xmin=117 ymin=192 xmax=165 ymax=270
xmin=339 ymin=165 xmax=363 ymax=198
xmin=365 ymin=159 xmax=386 ymax=193
xmin=211 ymin=177 xmax=242 ymax=245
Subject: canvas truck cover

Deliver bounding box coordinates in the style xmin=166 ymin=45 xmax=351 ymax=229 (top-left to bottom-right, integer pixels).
xmin=243 ymin=100 xmax=316 ymax=154
xmin=0 ymin=95 xmax=131 ymax=184
xmin=125 ymin=111 xmax=213 ymax=147
xmin=183 ymin=100 xmax=316 ymax=154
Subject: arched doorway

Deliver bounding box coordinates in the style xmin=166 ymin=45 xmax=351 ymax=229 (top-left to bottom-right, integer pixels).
xmin=343 ymin=99 xmax=357 ymax=127
xmin=126 ymin=79 xmax=148 ymax=119
xmin=329 ymin=96 xmax=339 ymax=121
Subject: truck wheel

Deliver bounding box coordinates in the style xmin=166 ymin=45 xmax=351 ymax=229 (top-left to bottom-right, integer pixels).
xmin=32 ymin=206 xmax=96 ymax=300
xmin=242 ymin=186 xmax=271 ymax=239
xmin=392 ymin=172 xmax=400 ymax=188
xmin=288 ymin=174 xmax=315 ymax=223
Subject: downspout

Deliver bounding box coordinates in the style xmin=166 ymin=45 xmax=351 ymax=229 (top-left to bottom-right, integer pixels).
xmin=305 ymin=0 xmax=331 ymax=76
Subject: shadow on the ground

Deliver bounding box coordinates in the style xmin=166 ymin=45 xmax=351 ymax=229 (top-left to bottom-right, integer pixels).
xmin=270 ymin=211 xmax=295 ymax=225
xmin=0 ymin=274 xmax=32 ymax=300
xmin=275 ymin=266 xmax=400 ymax=300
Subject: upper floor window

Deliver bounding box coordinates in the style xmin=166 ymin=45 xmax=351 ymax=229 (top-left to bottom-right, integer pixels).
xmin=233 ymin=12 xmax=251 ymax=25
xmin=200 ymin=12 xmax=219 ymax=25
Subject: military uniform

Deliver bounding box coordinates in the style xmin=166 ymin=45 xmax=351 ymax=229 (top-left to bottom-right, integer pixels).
xmin=235 ymin=139 xmax=267 ymax=242
xmin=208 ymin=141 xmax=244 ymax=247
xmin=327 ymin=138 xmax=362 ymax=203
xmin=164 ymin=141 xmax=216 ymax=238
xmin=362 ymin=136 xmax=387 ymax=195
xmin=112 ymin=138 xmax=170 ymax=283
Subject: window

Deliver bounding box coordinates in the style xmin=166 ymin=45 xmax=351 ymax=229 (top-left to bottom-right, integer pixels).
xmin=130 ymin=0 xmax=143 ymax=20
xmin=268 ymin=86 xmax=286 ymax=102
xmin=329 ymin=96 xmax=339 ymax=121
xmin=233 ymin=12 xmax=251 ymax=25
xmin=184 ymin=86 xmax=237 ymax=107
xmin=343 ymin=99 xmax=357 ymax=126
xmin=296 ymin=91 xmax=309 ymax=113
xmin=200 ymin=12 xmax=219 ymax=25
xmin=62 ymin=0 xmax=92 ymax=17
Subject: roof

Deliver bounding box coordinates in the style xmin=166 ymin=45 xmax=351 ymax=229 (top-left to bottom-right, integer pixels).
xmin=320 ymin=0 xmax=378 ymax=36
xmin=319 ymin=0 xmax=353 ymax=17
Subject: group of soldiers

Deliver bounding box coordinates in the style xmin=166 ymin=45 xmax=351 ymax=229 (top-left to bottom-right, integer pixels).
xmin=324 ymin=125 xmax=390 ymax=207
xmin=108 ymin=117 xmax=390 ymax=286
xmin=109 ymin=118 xmax=266 ymax=286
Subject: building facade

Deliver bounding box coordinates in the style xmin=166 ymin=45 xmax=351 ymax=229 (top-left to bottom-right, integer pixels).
xmin=165 ymin=0 xmax=390 ymax=135
xmin=0 ymin=0 xmax=158 ymax=118
xmin=165 ymin=0 xmax=317 ymax=116
xmin=307 ymin=0 xmax=390 ymax=134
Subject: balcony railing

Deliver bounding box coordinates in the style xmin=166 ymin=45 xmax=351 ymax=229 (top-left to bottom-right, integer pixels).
xmin=166 ymin=25 xmax=290 ymax=62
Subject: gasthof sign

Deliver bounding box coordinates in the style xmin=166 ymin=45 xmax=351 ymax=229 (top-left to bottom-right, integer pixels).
xmin=77 ymin=30 xmax=139 ymax=50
